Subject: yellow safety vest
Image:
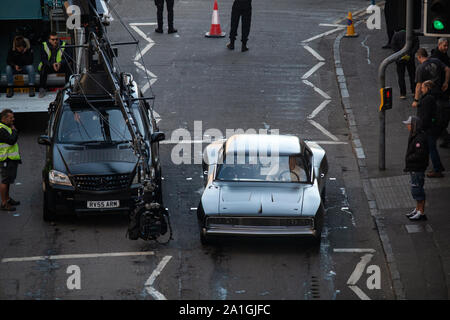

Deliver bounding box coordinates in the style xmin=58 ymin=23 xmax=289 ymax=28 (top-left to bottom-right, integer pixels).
xmin=0 ymin=123 xmax=21 ymax=161
xmin=38 ymin=41 xmax=66 ymax=71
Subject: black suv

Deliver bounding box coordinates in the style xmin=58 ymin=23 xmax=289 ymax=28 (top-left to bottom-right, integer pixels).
xmin=38 ymin=88 xmax=165 ymax=221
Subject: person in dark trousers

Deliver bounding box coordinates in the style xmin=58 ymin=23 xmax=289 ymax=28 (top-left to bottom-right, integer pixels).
xmin=413 ymin=48 xmax=450 ymax=177
xmin=430 ymin=38 xmax=450 ymax=148
xmin=226 ymin=0 xmax=252 ymax=52
xmin=382 ymin=0 xmax=395 ymax=49
xmin=391 ymin=29 xmax=419 ymax=99
xmin=6 ymin=36 xmax=35 ymax=98
xmin=38 ymin=32 xmax=71 ymax=98
xmin=154 ymin=0 xmax=177 ymax=34
xmin=0 ymin=109 xmax=21 ymax=212
xmin=403 ymin=116 xmax=429 ymax=221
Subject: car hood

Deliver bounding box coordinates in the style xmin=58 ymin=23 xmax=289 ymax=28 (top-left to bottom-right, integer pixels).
xmin=53 ymin=144 xmax=138 ymax=175
xmin=202 ymin=183 xmax=307 ymax=216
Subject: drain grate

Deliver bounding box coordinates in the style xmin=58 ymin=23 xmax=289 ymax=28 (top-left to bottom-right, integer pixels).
xmin=310 ymin=276 xmax=321 ymax=299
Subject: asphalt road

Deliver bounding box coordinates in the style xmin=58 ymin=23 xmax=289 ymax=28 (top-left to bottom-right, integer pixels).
xmin=0 ymin=0 xmax=395 ymax=300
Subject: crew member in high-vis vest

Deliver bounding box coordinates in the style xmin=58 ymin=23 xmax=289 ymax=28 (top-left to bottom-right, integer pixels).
xmin=38 ymin=32 xmax=70 ymax=98
xmin=0 ymin=109 xmax=21 ymax=211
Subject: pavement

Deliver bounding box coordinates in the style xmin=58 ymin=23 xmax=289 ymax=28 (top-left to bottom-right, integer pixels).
xmin=335 ymin=7 xmax=450 ymax=299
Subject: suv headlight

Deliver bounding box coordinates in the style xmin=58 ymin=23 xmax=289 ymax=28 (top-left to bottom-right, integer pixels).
xmin=49 ymin=170 xmax=72 ymax=186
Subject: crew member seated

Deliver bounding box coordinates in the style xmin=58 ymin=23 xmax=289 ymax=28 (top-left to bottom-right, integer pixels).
xmin=6 ymin=36 xmax=35 ymax=98
xmin=38 ymin=32 xmax=71 ymax=98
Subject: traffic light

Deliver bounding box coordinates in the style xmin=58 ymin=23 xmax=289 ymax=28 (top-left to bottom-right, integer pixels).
xmin=424 ymin=0 xmax=450 ymax=36
xmin=379 ymin=87 xmax=393 ymax=111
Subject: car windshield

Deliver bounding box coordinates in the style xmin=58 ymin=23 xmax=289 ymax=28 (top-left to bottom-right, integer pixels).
xmin=56 ymin=105 xmax=132 ymax=144
xmin=215 ymin=154 xmax=310 ymax=183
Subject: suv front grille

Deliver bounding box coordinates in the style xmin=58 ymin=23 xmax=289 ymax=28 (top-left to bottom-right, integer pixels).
xmin=72 ymin=174 xmax=131 ymax=191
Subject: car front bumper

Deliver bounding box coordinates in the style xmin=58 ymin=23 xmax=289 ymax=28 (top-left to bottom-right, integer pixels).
xmin=46 ymin=184 xmax=139 ymax=215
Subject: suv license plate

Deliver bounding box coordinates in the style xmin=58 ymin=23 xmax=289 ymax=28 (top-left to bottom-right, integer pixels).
xmin=87 ymin=200 xmax=120 ymax=209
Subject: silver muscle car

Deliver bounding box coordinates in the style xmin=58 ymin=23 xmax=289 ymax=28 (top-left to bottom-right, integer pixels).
xmin=197 ymin=134 xmax=328 ymax=244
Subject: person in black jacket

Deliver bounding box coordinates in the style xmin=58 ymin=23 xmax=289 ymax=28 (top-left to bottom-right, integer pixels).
xmin=403 ymin=116 xmax=429 ymax=220
xmin=430 ymin=38 xmax=450 ymax=148
xmin=227 ymin=0 xmax=252 ymax=52
xmin=391 ymin=29 xmax=419 ymax=99
xmin=416 ymin=80 xmax=445 ymax=178
xmin=5 ymin=36 xmax=35 ymax=98
xmin=0 ymin=109 xmax=21 ymax=212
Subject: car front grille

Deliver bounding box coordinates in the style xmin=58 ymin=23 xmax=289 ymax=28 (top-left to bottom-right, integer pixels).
xmin=207 ymin=217 xmax=313 ymax=228
xmin=72 ymin=174 xmax=131 ymax=191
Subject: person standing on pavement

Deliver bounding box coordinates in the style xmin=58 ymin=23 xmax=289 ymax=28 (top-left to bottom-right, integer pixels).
xmin=430 ymin=38 xmax=450 ymax=148
xmin=0 ymin=109 xmax=21 ymax=212
xmin=382 ymin=0 xmax=395 ymax=49
xmin=226 ymin=0 xmax=252 ymax=52
xmin=416 ymin=81 xmax=446 ymax=179
xmin=391 ymin=29 xmax=419 ymax=99
xmin=154 ymin=0 xmax=177 ymax=34
xmin=413 ymin=48 xmax=450 ymax=177
xmin=403 ymin=116 xmax=429 ymax=221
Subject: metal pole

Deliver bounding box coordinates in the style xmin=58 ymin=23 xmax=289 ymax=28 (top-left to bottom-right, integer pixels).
xmin=378 ymin=0 xmax=414 ymax=170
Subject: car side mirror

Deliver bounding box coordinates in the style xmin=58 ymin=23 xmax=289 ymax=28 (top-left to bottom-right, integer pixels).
xmin=38 ymin=135 xmax=51 ymax=146
xmin=151 ymin=132 xmax=165 ymax=143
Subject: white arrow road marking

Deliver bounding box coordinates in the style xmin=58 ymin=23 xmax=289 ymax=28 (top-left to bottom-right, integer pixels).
xmin=144 ymin=255 xmax=172 ymax=300
xmin=346 ymin=253 xmax=374 ymax=300
xmin=347 ymin=254 xmax=373 ymax=285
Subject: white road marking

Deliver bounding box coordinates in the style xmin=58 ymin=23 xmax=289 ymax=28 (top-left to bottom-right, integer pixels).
xmin=1 ymin=251 xmax=155 ymax=263
xmin=308 ymin=100 xmax=331 ymax=119
xmin=348 ymin=284 xmax=371 ymax=300
xmin=347 ymin=254 xmax=373 ymax=285
xmin=361 ymin=35 xmax=371 ymax=65
xmin=308 ymin=120 xmax=339 ymax=141
xmin=302 ymin=80 xmax=331 ymax=100
xmin=144 ymin=255 xmax=172 ymax=300
xmin=301 ymin=26 xmax=345 ymax=44
xmin=333 ymin=248 xmax=376 ymax=253
xmin=160 ymin=138 xmax=346 ymax=145
xmin=319 ymin=23 xmax=347 ymax=28
xmin=302 ymin=62 xmax=326 ymax=80
xmin=303 ymin=45 xmax=325 ymax=61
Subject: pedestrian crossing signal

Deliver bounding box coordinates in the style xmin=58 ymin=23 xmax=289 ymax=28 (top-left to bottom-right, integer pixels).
xmin=424 ymin=0 xmax=450 ymax=36
xmin=379 ymin=87 xmax=392 ymax=111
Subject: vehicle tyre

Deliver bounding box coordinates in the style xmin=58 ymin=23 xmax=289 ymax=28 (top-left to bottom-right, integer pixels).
xmin=321 ymin=184 xmax=326 ymax=204
xmin=199 ymin=230 xmax=210 ymax=245
xmin=43 ymin=192 xmax=57 ymax=222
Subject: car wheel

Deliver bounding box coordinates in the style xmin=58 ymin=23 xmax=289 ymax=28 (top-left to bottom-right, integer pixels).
xmin=43 ymin=192 xmax=56 ymax=222
xmin=200 ymin=232 xmax=210 ymax=245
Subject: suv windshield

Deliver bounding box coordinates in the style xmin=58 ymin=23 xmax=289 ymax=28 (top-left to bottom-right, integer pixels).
xmin=56 ymin=105 xmax=133 ymax=144
xmin=216 ymin=154 xmax=310 ymax=183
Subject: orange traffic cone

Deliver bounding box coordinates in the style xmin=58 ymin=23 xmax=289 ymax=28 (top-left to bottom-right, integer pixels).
xmin=205 ymin=0 xmax=226 ymax=38
xmin=345 ymin=12 xmax=358 ymax=37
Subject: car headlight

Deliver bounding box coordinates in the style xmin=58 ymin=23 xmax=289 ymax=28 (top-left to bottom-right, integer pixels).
xmin=49 ymin=170 xmax=72 ymax=186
